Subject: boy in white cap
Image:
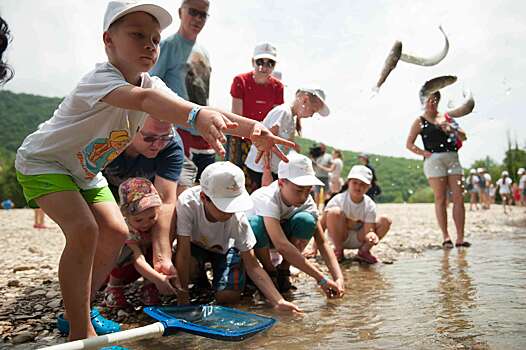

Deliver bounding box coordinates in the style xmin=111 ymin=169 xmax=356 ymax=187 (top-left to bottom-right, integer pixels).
xmin=323 ymin=165 xmax=392 ymax=264
xmin=496 ymin=170 xmax=513 ymax=214
xmin=248 ymin=152 xmax=344 ymax=296
xmin=174 ymin=162 xmax=301 ymax=312
xmin=245 ymin=86 xmax=331 ymax=190
xmin=14 ymin=1 xmax=294 ymax=341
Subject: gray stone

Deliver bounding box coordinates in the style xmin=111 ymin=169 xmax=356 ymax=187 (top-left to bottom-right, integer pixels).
xmin=45 ymin=291 xmax=60 ymax=299
xmin=7 ymin=280 xmax=20 ymax=287
xmin=30 ymin=289 xmax=47 ymax=296
xmin=47 ymin=300 xmax=61 ymax=309
xmin=11 ymin=331 xmax=36 ymax=344
xmin=13 ymin=266 xmax=35 ymax=273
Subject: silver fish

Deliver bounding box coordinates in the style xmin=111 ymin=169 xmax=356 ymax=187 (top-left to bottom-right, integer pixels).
xmin=447 ymin=89 xmax=475 ymax=118
xmin=400 ymin=26 xmax=449 ymax=66
xmin=375 ymin=41 xmax=403 ymax=90
xmin=419 ymin=75 xmax=457 ymax=104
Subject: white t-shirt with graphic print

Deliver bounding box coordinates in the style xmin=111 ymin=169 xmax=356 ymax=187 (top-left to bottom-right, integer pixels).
xmin=15 ymin=62 xmax=180 ymax=189
xmin=176 ymin=186 xmax=256 ymax=255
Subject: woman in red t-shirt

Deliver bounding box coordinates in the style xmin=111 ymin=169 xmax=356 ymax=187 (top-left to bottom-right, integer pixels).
xmin=227 ymin=42 xmax=284 ymax=192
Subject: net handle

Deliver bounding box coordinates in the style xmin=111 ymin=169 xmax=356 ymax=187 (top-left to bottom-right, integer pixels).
xmin=38 ymin=322 xmax=166 ymax=350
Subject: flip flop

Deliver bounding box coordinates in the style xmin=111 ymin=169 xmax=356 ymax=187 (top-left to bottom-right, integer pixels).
xmin=442 ymin=240 xmax=454 ymax=249
xmin=57 ymin=308 xmax=121 ymax=335
xmin=455 ymin=241 xmax=471 ymax=247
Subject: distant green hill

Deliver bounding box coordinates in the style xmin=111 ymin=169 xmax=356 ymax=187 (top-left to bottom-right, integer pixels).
xmin=0 ymin=90 xmax=63 ymax=153
xmin=0 ymin=90 xmax=430 ymax=205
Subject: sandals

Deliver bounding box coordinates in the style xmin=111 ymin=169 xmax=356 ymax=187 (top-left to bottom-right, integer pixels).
xmin=57 ymin=308 xmax=121 ymax=335
xmin=455 ymin=241 xmax=472 ymax=248
xmin=442 ymin=240 xmax=454 ymax=249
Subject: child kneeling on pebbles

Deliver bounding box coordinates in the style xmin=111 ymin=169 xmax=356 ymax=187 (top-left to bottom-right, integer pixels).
xmin=323 ymin=165 xmax=392 ymax=264
xmin=175 ymin=162 xmax=301 ymax=312
xmin=104 ymin=178 xmax=177 ymax=308
xmin=248 ymin=152 xmax=344 ymax=296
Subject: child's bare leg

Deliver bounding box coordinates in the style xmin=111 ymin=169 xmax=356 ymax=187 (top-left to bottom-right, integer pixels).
xmin=36 ymin=191 xmax=99 ymax=340
xmin=88 ymin=201 xmax=128 ymax=296
xmin=375 ymin=216 xmax=392 ymax=240
xmin=325 ymin=208 xmax=347 ymax=258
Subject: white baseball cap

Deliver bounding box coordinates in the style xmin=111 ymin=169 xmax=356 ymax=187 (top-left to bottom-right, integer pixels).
xmin=278 ymin=152 xmax=324 ymax=187
xmin=200 ymin=162 xmax=253 ymax=213
xmin=477 ymin=167 xmax=485 ymax=173
xmin=347 ymin=165 xmax=373 ymax=185
xmin=501 ymin=170 xmax=509 ymax=177
xmin=470 ymin=168 xmax=477 ymax=174
xmin=103 ymin=1 xmax=173 ymax=32
xmin=518 ymin=168 xmax=525 ymax=175
xmin=297 ymin=86 xmax=330 ymax=117
xmin=253 ymin=42 xmax=277 ymax=61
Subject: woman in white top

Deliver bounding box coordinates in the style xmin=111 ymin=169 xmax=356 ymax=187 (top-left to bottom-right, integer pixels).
xmin=496 ymin=170 xmax=513 ymax=214
xmin=329 ymin=149 xmax=344 ymax=194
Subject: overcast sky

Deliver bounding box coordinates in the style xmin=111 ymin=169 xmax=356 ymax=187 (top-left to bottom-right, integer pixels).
xmin=1 ymin=1 xmax=525 ymax=167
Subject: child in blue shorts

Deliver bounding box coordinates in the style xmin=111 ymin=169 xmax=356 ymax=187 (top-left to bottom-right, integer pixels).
xmin=175 ymin=162 xmax=300 ymax=312
xmin=14 ymin=1 xmax=293 ymax=341
xmin=248 ymin=152 xmax=345 ymax=297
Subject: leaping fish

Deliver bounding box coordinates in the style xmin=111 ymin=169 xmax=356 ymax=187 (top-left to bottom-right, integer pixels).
xmin=400 ymin=26 xmax=449 ymax=66
xmin=447 ymin=89 xmax=475 ymax=118
xmin=374 ymin=26 xmax=450 ymax=91
xmin=419 ymin=75 xmax=457 ymax=104
xmin=374 ymin=41 xmax=403 ymax=91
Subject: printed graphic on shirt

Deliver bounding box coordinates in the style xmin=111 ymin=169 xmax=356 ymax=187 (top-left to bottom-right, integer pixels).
xmin=77 ymin=130 xmax=130 ymax=179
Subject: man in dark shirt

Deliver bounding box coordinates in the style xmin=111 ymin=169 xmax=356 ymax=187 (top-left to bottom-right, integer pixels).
xmin=103 ymin=117 xmax=184 ymax=276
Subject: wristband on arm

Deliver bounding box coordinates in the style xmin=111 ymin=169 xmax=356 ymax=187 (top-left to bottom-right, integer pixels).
xmin=318 ymin=276 xmax=328 ymax=286
xmin=187 ymin=106 xmax=201 ymax=129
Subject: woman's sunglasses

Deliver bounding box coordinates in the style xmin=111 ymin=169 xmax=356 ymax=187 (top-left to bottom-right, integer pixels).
xmin=255 ymin=58 xmax=276 ymax=68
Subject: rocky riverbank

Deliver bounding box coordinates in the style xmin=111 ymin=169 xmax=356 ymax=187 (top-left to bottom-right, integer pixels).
xmin=0 ymin=204 xmax=524 ymax=348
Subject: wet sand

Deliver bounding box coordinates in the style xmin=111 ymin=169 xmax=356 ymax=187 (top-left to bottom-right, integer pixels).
xmin=0 ymin=203 xmax=524 ymax=347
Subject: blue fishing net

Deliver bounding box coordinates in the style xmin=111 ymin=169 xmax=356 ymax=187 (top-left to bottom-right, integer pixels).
xmin=144 ymin=305 xmax=276 ymax=341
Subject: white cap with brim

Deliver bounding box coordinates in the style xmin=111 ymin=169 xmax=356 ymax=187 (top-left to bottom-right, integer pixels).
xmin=298 ymin=86 xmax=330 ymax=117
xmin=104 ymin=1 xmax=173 ymax=31
xmin=200 ymin=162 xmax=253 ymax=213
xmin=253 ymin=42 xmax=277 ymax=61
xmin=347 ymin=165 xmax=373 ymax=185
xmin=518 ymin=168 xmax=525 ymax=175
xmin=278 ymin=152 xmax=324 ymax=187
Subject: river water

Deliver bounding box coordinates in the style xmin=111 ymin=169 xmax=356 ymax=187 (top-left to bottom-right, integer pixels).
xmin=127 ymin=218 xmax=526 ymax=350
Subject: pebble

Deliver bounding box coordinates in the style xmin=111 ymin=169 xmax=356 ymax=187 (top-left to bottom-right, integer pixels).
xmin=7 ymin=280 xmax=20 ymax=287
xmin=47 ymin=300 xmax=61 ymax=309
xmin=13 ymin=266 xmax=35 ymax=273
xmin=45 ymin=291 xmax=60 ymax=299
xmin=11 ymin=331 xmax=36 ymax=344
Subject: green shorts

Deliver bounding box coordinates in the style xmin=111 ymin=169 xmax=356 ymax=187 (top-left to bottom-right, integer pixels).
xmin=16 ymin=172 xmax=115 ymax=208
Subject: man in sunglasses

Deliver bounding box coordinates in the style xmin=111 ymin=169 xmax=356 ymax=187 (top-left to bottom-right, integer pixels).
xmin=103 ymin=116 xmax=184 ymax=277
xmin=227 ymin=42 xmax=285 ymax=192
xmin=150 ymin=0 xmax=214 ymax=187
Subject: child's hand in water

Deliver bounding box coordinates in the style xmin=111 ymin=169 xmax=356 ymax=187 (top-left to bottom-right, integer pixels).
xmin=155 ymin=274 xmax=177 ymax=295
xmin=274 ymin=299 xmax=303 ymax=314
xmin=320 ymin=278 xmax=343 ymax=298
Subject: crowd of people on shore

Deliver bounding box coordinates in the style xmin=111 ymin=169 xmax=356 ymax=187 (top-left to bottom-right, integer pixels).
xmin=1 ymin=1 xmax=524 ymax=348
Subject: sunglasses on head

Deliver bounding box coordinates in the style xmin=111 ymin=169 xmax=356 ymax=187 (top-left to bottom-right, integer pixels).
xmin=140 ymin=131 xmax=173 ymax=144
xmin=255 ymin=58 xmax=276 ymax=68
xmin=186 ymin=7 xmax=209 ymax=20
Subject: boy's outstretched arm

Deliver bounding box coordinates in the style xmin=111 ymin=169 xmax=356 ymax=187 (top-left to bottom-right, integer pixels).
xmin=313 ymin=222 xmax=345 ymax=296
xmin=241 ymin=250 xmax=302 ymax=313
xmin=102 ymin=86 xmax=236 ymax=157
xmin=128 ymin=244 xmax=176 ymax=295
